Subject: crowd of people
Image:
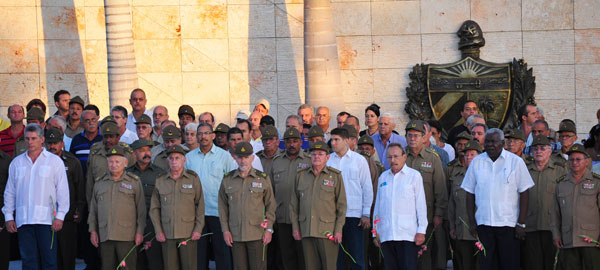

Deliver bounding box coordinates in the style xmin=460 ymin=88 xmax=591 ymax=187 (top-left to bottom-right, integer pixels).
xmin=1 ymin=88 xmax=600 ymax=270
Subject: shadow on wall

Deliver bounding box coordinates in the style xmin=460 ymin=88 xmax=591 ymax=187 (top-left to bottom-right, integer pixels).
xmin=40 ymin=0 xmax=89 ymax=111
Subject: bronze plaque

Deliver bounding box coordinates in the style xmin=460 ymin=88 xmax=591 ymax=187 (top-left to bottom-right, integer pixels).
xmin=427 ymin=57 xmax=511 ymax=131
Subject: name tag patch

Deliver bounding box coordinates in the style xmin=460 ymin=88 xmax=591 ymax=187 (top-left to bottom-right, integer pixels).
xmin=379 ymin=182 xmax=387 ymax=188
xmin=121 ymin=183 xmax=132 ymax=190
xmin=252 ymin=182 xmax=263 ymax=188
xmin=421 ymin=162 xmax=432 ymax=168
xmin=297 ymin=163 xmax=309 ymax=169
xmin=182 ymin=184 xmax=193 ymax=189
xmin=583 ymin=183 xmax=595 ymax=189
xmin=323 ymin=180 xmax=334 ymax=187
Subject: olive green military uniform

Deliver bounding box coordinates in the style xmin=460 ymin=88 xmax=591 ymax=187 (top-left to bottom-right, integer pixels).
xmin=218 ymin=168 xmax=276 ymax=270
xmin=257 ymin=149 xmax=283 ymax=176
xmin=359 ymin=151 xmax=385 ymax=270
xmin=13 ymin=137 xmax=26 ymax=156
xmin=552 ymin=170 xmax=600 ymax=270
xmin=127 ymin=162 xmax=165 ymax=270
xmin=270 ymin=148 xmax=311 ymax=270
xmin=65 ymin=124 xmax=84 ymax=138
xmin=150 ymin=169 xmax=205 ymax=270
xmin=88 ymin=171 xmax=146 ymax=270
xmin=85 ymin=141 xmax=135 ymax=205
xmin=0 ymin=150 xmax=11 ymax=269
xmin=290 ymin=164 xmax=347 ymax=270
xmin=153 ymin=145 xmax=189 ymax=172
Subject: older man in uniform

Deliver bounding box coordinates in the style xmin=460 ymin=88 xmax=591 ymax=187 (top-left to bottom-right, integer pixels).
xmin=290 ymin=141 xmax=346 ymax=270
xmin=256 ymin=125 xmax=282 ymax=174
xmin=553 ymin=120 xmax=578 ymax=166
xmin=86 ymin=122 xmax=135 ymax=205
xmin=404 ymin=120 xmax=447 ymax=270
xmin=521 ymin=135 xmax=567 ymax=270
xmin=552 ymin=144 xmax=600 ymax=269
xmin=127 ymin=139 xmax=165 ymax=270
xmin=505 ymin=129 xmax=528 ymax=159
xmin=218 ymin=142 xmax=276 ymax=270
xmin=153 ymin=125 xmax=188 ymax=171
xmin=269 ymin=127 xmax=311 ymax=269
xmin=151 ymin=144 xmax=205 ymax=270
xmin=135 ymin=114 xmax=155 ymax=143
xmin=308 ymin=125 xmax=326 ymax=143
xmin=45 ymin=128 xmax=85 ymax=270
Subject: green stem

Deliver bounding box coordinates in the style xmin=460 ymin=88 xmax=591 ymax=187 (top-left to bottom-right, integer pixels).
xmin=553 ymin=248 xmax=560 ymax=270
xmin=116 ymin=243 xmax=138 ymax=270
xmin=340 ymin=243 xmax=356 ymax=264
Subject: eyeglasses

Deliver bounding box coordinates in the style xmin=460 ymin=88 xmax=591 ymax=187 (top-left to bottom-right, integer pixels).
xmin=406 ymin=133 xmax=422 ymax=138
xmin=531 ymin=146 xmax=549 ymax=152
xmin=559 ymin=134 xmax=575 ymax=139
xmin=83 ymin=118 xmax=98 ymax=123
xmin=198 ymin=131 xmax=213 ymax=136
xmin=568 ymin=157 xmax=587 ymax=163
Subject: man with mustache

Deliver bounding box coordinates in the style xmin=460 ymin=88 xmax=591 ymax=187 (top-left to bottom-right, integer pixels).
xmin=127 ymin=139 xmax=166 ymax=270
xmin=64 ymin=96 xmax=85 ymax=138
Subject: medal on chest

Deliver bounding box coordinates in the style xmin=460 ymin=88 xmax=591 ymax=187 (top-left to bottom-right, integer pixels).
xmin=583 ymin=183 xmax=595 ymax=190
xmin=421 ymin=162 xmax=432 ymax=168
xmin=252 ymin=182 xmax=263 ymax=188
xmin=121 ymin=183 xmax=132 ymax=190
xmin=323 ymin=179 xmax=334 ymax=187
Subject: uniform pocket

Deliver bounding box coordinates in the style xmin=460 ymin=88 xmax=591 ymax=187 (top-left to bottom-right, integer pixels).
xmin=319 ymin=185 xmax=335 ymax=201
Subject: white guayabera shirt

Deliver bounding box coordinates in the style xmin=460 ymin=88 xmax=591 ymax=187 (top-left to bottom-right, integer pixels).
xmin=327 ymin=149 xmax=373 ymax=218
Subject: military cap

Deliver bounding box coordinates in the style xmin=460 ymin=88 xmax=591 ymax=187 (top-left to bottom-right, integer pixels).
xmin=107 ymin=145 xmax=126 ymax=157
xmin=233 ymin=141 xmax=253 ymax=157
xmin=309 ymin=141 xmax=330 ymax=153
xmin=283 ymin=127 xmax=301 ymax=139
xmin=357 ymin=135 xmax=374 ymax=146
xmin=261 ymin=125 xmax=278 ymax=139
xmin=69 ymin=96 xmax=85 ymax=107
xmin=101 ymin=115 xmax=117 ymax=126
xmin=558 ymin=120 xmax=576 ymax=133
xmin=566 ymin=143 xmax=590 ymax=158
xmin=178 ymin=105 xmax=195 ymax=119
xmin=531 ymin=135 xmax=551 ymax=147
xmin=162 ymin=125 xmax=181 ymax=139
xmin=44 ymin=127 xmax=64 ymax=143
xmin=456 ymin=131 xmax=473 ymax=141
xmin=506 ymin=129 xmax=526 ymax=142
xmin=405 ymin=120 xmax=426 ymax=134
xmin=308 ymin=125 xmax=324 ymax=138
xmin=342 ymin=124 xmax=357 ymax=138
xmin=26 ymin=107 xmax=45 ymax=122
xmin=462 ymin=140 xmax=482 ymax=153
xmin=101 ymin=122 xmax=119 ymax=135
xmin=214 ymin=123 xmax=230 ymax=133
xmin=131 ymin=139 xmax=154 ymax=150
xmin=166 ymin=144 xmax=186 ymax=156
xmin=135 ymin=114 xmax=152 ymax=125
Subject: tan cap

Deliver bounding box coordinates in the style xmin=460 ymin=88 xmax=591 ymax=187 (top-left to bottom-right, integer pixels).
xmin=256 ymin=98 xmax=270 ymax=111
xmin=233 ymin=141 xmax=253 ymax=157
xmin=357 ymin=135 xmax=374 ymax=146
xmin=405 ymin=120 xmax=426 ymax=133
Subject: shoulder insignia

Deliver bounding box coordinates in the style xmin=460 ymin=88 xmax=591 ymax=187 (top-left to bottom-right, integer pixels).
xmin=157 ymin=172 xmax=169 ymax=179
xmin=593 ymin=172 xmax=600 ymax=179
xmin=327 ymin=166 xmax=341 ymax=174
xmin=224 ymin=170 xmax=235 ymax=177
xmin=126 ymin=172 xmax=141 ymax=181
xmin=186 ymin=169 xmax=199 ymax=178
xmin=119 ymin=142 xmax=133 ymax=152
xmin=297 ymin=166 xmax=311 ymax=172
xmin=556 ymin=175 xmax=567 ymax=183
xmin=95 ymin=173 xmax=108 ymax=182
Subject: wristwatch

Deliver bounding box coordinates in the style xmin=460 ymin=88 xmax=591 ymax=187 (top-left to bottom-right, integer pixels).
xmin=266 ymin=228 xmax=274 ymax=233
xmin=516 ymin=223 xmax=526 ymax=229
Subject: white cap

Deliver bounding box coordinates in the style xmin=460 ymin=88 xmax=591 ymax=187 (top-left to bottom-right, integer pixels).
xmin=256 ymin=98 xmax=270 ymax=111
xmin=236 ymin=109 xmax=251 ymax=120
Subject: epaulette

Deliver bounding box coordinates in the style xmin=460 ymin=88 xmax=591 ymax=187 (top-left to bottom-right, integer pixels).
xmin=375 ymin=161 xmax=385 ymax=170
xmin=224 ymin=170 xmax=235 ymax=177
xmin=593 ymin=172 xmax=600 ymax=179
xmin=327 ymin=166 xmax=341 ymax=174
xmin=95 ymin=172 xmax=108 ymax=182
xmin=118 ymin=142 xmax=133 ymax=152
xmin=426 ymin=147 xmax=439 ymax=157
xmin=447 ymin=159 xmax=459 ymax=167
xmin=156 ymin=171 xmax=169 ymax=179
xmin=254 ymin=169 xmax=267 ymax=178
xmin=90 ymin=142 xmax=103 ymax=154
xmin=556 ymin=174 xmax=567 ymax=183
xmin=297 ymin=166 xmax=311 ymax=172
xmin=126 ymin=172 xmax=141 ymax=181
xmin=186 ymin=169 xmax=199 ymax=178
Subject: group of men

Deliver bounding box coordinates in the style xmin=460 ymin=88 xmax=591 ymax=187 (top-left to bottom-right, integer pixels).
xmin=0 ymin=88 xmax=599 ymax=270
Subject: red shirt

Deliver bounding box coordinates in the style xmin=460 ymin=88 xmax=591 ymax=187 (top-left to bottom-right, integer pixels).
xmin=0 ymin=126 xmax=24 ymax=157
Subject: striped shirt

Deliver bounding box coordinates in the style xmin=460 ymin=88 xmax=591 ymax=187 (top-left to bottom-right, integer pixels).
xmin=0 ymin=126 xmax=24 ymax=157
xmin=69 ymin=132 xmax=103 ymax=175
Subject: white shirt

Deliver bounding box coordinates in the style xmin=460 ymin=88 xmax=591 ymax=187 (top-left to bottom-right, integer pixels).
xmin=373 ymin=166 xmax=428 ymax=243
xmin=2 ymin=149 xmax=70 ymax=228
xmin=461 ymin=149 xmax=534 ymax=227
xmin=64 ymin=136 xmax=72 ymax=152
xmin=442 ymin=143 xmax=455 ymax=162
xmin=327 ymin=148 xmax=373 ymax=218
xmin=250 ymin=139 xmax=264 ymax=154
xmin=232 ymin=153 xmax=264 ymax=172
xmin=126 ymin=110 xmax=154 ymax=133
xmin=119 ymin=129 xmax=139 ymax=145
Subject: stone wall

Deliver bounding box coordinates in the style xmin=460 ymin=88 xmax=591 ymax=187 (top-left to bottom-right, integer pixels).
xmin=0 ymin=0 xmax=598 ymax=138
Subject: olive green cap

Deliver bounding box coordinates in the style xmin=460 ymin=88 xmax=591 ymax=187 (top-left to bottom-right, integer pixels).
xmin=405 ymin=120 xmax=426 ymax=134
xmin=178 ymin=105 xmax=195 ymax=119
xmin=357 ymin=135 xmax=374 ymax=146
xmin=506 ymin=129 xmax=526 ymax=142
xmin=135 ymin=114 xmax=152 ymax=125
xmin=44 ymin=127 xmax=63 ymax=143
xmin=261 ymin=125 xmax=278 ymax=139
xmin=101 ymin=115 xmax=117 ymax=126
xmin=558 ymin=120 xmax=576 ymax=134
xmin=309 ymin=141 xmax=330 ymax=153
xmin=456 ymin=131 xmax=473 ymax=141
xmin=462 ymin=140 xmax=482 ymax=153
xmin=283 ymin=127 xmax=301 ymax=139
xmin=342 ymin=124 xmax=357 ymax=138
xmin=214 ymin=123 xmax=230 ymax=133
xmin=106 ymin=145 xmax=126 ymax=157
xmin=69 ymin=96 xmax=85 ymax=107
xmin=101 ymin=122 xmax=119 ymax=135
xmin=131 ymin=139 xmax=154 ymax=150
xmin=26 ymin=107 xmax=45 ymax=122
xmin=566 ymin=143 xmax=590 ymax=158
xmin=166 ymin=144 xmax=186 ymax=156
xmin=531 ymin=135 xmax=550 ymax=147
xmin=162 ymin=125 xmax=181 ymax=139
xmin=233 ymin=141 xmax=253 ymax=157
xmin=307 ymin=125 xmax=324 ymax=138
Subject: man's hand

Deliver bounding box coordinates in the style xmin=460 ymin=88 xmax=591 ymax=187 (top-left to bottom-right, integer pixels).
xmin=359 ymin=216 xmax=371 ymax=229
xmin=334 ymin=232 xmax=343 ymax=244
xmin=373 ymin=238 xmax=380 ymax=248
xmin=223 ymin=231 xmax=233 ymax=247
xmin=51 ymin=219 xmax=64 ymax=232
xmin=5 ymin=221 xmax=17 ymax=233
xmin=135 ymin=234 xmax=143 ymax=246
xmin=156 ymin=232 xmax=166 ymax=243
xmin=449 ymin=229 xmax=456 ymax=240
xmin=554 ymin=238 xmax=563 ymax=249
xmin=414 ymin=233 xmax=425 ymax=246
xmin=263 ymin=231 xmax=272 ymax=245
xmin=515 ymin=226 xmax=526 ymax=240
xmin=293 ymin=229 xmax=301 ymax=241
xmin=433 ymin=215 xmax=443 ymax=229
xmin=90 ymin=231 xmax=99 ymax=248
xmin=191 ymin=232 xmax=202 ymax=241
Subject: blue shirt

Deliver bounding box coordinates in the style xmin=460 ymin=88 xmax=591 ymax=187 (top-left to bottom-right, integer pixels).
xmin=69 ymin=132 xmax=103 ymax=175
xmin=185 ymin=144 xmax=237 ymax=217
xmin=372 ymin=133 xmax=407 ymax=169
xmin=278 ymin=135 xmax=310 ymax=150
xmin=430 ymin=144 xmax=449 ymax=168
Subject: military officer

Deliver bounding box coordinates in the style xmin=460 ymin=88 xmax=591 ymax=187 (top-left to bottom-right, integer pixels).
xmin=256 ymin=125 xmax=283 ymax=175
xmin=290 ymin=141 xmax=347 ymax=270
xmin=150 ymin=144 xmax=205 ymax=270
xmin=44 ymin=128 xmax=85 ymax=270
xmin=505 ymin=129 xmax=529 ymax=160
xmin=270 ymin=127 xmax=311 ymax=269
xmin=88 ymin=145 xmax=146 ymax=270
xmin=552 ymin=144 xmax=600 ymax=269
xmin=127 ymin=139 xmax=165 ymax=270
xmin=135 ymin=114 xmax=156 ymax=144
xmin=522 ymin=135 xmax=568 ymax=270
xmin=214 ymin=123 xmax=230 ymax=150
xmin=308 ymin=125 xmax=326 ymax=143
xmin=218 ymin=142 xmax=276 ymax=270
xmin=552 ymin=120 xmax=588 ymax=170
xmin=153 ymin=125 xmax=188 ymax=171
xmin=404 ymin=120 xmax=447 ymax=270
xmin=85 ymin=122 xmax=135 ymax=205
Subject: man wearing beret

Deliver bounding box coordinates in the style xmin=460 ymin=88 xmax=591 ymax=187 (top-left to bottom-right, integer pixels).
xmin=552 ymin=144 xmax=600 ymax=269
xmin=127 ymin=139 xmax=166 ymax=270
xmin=88 ymin=145 xmax=146 ymax=270
xmin=65 ymin=96 xmax=85 ymax=138
xmin=151 ymin=144 xmax=205 ymax=270
xmin=218 ymin=142 xmax=276 ymax=270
